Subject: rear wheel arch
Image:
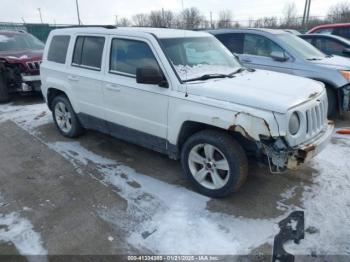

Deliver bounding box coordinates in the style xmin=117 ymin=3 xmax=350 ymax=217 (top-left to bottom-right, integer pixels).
xmin=47 ymin=88 xmax=69 ymax=110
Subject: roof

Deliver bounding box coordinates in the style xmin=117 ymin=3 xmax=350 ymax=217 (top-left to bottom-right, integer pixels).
xmin=308 ymin=23 xmax=350 ymax=33
xmin=50 ymin=27 xmax=211 ymax=39
xmin=299 ymin=33 xmax=350 ymax=45
xmin=207 ymin=28 xmax=288 ymax=35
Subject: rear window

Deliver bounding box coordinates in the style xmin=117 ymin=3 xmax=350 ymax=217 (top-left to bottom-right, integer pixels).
xmin=47 ymin=35 xmax=70 ymax=64
xmin=72 ymin=36 xmax=105 ymax=70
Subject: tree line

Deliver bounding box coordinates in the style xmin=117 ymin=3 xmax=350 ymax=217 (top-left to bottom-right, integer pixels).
xmin=115 ymin=1 xmax=350 ymax=31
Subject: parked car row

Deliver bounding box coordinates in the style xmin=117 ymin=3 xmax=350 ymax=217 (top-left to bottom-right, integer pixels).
xmin=0 ymin=24 xmax=348 ymax=197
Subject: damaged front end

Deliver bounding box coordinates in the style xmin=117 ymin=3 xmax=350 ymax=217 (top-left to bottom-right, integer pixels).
xmin=258 ymin=120 xmax=334 ymax=173
xmin=0 ymin=60 xmax=41 ymax=93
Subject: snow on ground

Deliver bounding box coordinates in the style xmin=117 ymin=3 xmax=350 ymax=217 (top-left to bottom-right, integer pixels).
xmin=285 ymin=136 xmax=350 ymax=255
xmin=49 ymin=141 xmax=279 ymax=255
xmin=0 ymin=195 xmax=47 ymax=259
xmin=1 ymin=102 xmax=350 ymax=255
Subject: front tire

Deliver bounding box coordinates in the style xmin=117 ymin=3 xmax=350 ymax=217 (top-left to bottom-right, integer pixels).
xmin=0 ymin=71 xmax=9 ymax=103
xmin=181 ymin=130 xmax=248 ymax=198
xmin=326 ymin=87 xmax=337 ymax=118
xmin=52 ymin=95 xmax=84 ymax=138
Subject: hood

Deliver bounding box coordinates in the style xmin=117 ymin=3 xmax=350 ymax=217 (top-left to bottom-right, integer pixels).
xmin=310 ymin=55 xmax=350 ymax=70
xmin=187 ymin=69 xmax=324 ymax=114
xmin=0 ymin=49 xmax=43 ymax=62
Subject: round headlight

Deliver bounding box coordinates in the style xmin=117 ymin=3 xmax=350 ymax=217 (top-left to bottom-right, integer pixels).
xmin=289 ymin=112 xmax=300 ymax=135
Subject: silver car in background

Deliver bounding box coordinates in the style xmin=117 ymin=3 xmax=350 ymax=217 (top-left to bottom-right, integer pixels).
xmin=209 ymin=28 xmax=350 ymax=116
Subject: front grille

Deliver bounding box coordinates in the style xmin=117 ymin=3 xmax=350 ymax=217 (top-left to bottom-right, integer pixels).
xmin=26 ymin=61 xmax=41 ymax=70
xmin=306 ymin=98 xmax=328 ymax=136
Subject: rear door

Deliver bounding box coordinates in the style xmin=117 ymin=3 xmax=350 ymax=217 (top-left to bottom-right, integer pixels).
xmin=68 ymin=35 xmax=106 ymax=119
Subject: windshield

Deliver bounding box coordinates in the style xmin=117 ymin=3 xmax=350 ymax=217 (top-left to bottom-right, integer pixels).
xmin=276 ymin=33 xmax=326 ymax=60
xmin=159 ymin=37 xmax=241 ymax=81
xmin=0 ymin=33 xmax=44 ymax=52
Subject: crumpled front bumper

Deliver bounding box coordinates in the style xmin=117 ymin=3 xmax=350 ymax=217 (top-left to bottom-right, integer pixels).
xmin=286 ymin=121 xmax=334 ymax=170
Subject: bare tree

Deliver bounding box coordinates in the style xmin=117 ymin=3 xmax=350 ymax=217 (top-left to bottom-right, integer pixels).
xmin=180 ymin=7 xmax=204 ymax=29
xmin=217 ymin=10 xmax=233 ymax=28
xmin=282 ymin=2 xmax=299 ymax=28
xmin=327 ymin=1 xmax=350 ymax=23
xmin=148 ymin=9 xmax=175 ymax=28
xmin=132 ymin=13 xmax=149 ymax=27
xmin=118 ymin=17 xmax=131 ymax=27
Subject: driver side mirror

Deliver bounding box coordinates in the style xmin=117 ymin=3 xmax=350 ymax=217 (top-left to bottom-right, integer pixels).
xmin=270 ymin=51 xmax=288 ymax=62
xmin=136 ymin=67 xmax=168 ymax=88
xmin=343 ymin=48 xmax=350 ymax=56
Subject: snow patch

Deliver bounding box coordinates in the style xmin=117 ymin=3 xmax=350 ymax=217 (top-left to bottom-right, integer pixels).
xmin=48 ymin=141 xmax=279 ymax=255
xmin=0 ymin=212 xmax=47 ymax=256
xmin=285 ymin=136 xmax=350 ymax=255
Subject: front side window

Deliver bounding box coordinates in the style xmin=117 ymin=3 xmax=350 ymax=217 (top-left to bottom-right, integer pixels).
xmin=160 ymin=37 xmax=240 ymax=81
xmin=215 ymin=33 xmax=244 ymax=54
xmin=47 ymin=35 xmax=70 ymax=64
xmin=314 ymin=38 xmax=345 ymax=55
xmin=243 ymin=34 xmax=283 ymax=57
xmin=110 ymin=38 xmax=160 ymax=76
xmin=72 ymin=36 xmax=105 ymax=69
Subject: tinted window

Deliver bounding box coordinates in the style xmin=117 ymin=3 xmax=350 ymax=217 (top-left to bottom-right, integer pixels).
xmin=301 ymin=37 xmax=313 ymax=44
xmin=243 ymin=34 xmax=283 ymax=57
xmin=334 ymin=27 xmax=350 ymax=39
xmin=314 ymin=28 xmax=333 ymax=35
xmin=72 ymin=36 xmax=105 ymax=69
xmin=216 ymin=33 xmax=244 ymax=54
xmin=110 ymin=39 xmax=159 ymax=75
xmin=314 ymin=38 xmax=345 ymax=55
xmin=47 ymin=35 xmax=70 ymax=64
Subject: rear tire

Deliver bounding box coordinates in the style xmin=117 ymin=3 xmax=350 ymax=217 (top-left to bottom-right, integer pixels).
xmin=326 ymin=87 xmax=337 ymax=118
xmin=52 ymin=95 xmax=84 ymax=138
xmin=0 ymin=71 xmax=9 ymax=103
xmin=181 ymin=130 xmax=248 ymax=198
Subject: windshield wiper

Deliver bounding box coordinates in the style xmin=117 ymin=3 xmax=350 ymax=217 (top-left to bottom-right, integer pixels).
xmin=183 ymin=73 xmax=234 ymax=83
xmin=183 ymin=67 xmax=248 ymax=83
xmin=307 ymin=57 xmax=323 ymax=61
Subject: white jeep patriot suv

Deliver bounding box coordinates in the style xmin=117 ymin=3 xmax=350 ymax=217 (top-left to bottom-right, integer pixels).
xmin=40 ymin=27 xmax=334 ymax=197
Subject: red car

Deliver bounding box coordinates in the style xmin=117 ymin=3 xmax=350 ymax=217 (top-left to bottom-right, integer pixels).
xmin=308 ymin=23 xmax=350 ymax=39
xmin=0 ymin=30 xmax=44 ymax=102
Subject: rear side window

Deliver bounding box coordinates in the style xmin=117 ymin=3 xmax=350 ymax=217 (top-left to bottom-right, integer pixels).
xmin=215 ymin=33 xmax=244 ymax=54
xmin=334 ymin=27 xmax=350 ymax=39
xmin=110 ymin=38 xmax=160 ymax=76
xmin=47 ymin=35 xmax=70 ymax=64
xmin=72 ymin=36 xmax=105 ymax=70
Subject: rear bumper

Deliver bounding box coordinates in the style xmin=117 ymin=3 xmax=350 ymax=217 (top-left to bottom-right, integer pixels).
xmin=286 ymin=121 xmax=334 ymax=170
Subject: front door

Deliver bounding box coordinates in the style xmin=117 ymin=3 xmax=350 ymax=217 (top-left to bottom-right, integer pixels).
xmin=102 ymin=37 xmax=169 ymax=150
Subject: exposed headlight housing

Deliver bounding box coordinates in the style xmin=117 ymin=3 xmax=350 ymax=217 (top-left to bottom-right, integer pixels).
xmin=340 ymin=70 xmax=350 ymax=82
xmin=289 ymin=112 xmax=300 ymax=135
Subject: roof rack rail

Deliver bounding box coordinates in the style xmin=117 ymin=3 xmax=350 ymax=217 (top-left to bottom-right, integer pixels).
xmin=63 ymin=25 xmax=117 ymax=29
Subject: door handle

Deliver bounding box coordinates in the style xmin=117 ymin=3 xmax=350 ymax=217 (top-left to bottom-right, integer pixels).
xmin=240 ymin=58 xmax=252 ymax=63
xmin=105 ymin=83 xmax=121 ymax=92
xmin=68 ymin=75 xmax=79 ymax=81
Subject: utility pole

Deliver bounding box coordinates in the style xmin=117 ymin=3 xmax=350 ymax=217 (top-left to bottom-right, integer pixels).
xmin=302 ymin=0 xmax=312 ymax=29
xmin=210 ymin=11 xmax=213 ymax=29
xmin=114 ymin=15 xmax=118 ymax=26
xmin=76 ymin=0 xmax=81 ymax=25
xmin=37 ymin=8 xmax=43 ymax=23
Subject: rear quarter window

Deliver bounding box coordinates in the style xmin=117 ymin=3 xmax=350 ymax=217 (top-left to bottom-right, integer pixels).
xmin=47 ymin=35 xmax=70 ymax=64
xmin=72 ymin=36 xmax=105 ymax=70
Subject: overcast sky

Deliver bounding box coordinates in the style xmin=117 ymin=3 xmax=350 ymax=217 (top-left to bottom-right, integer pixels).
xmin=0 ymin=0 xmax=346 ymax=25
